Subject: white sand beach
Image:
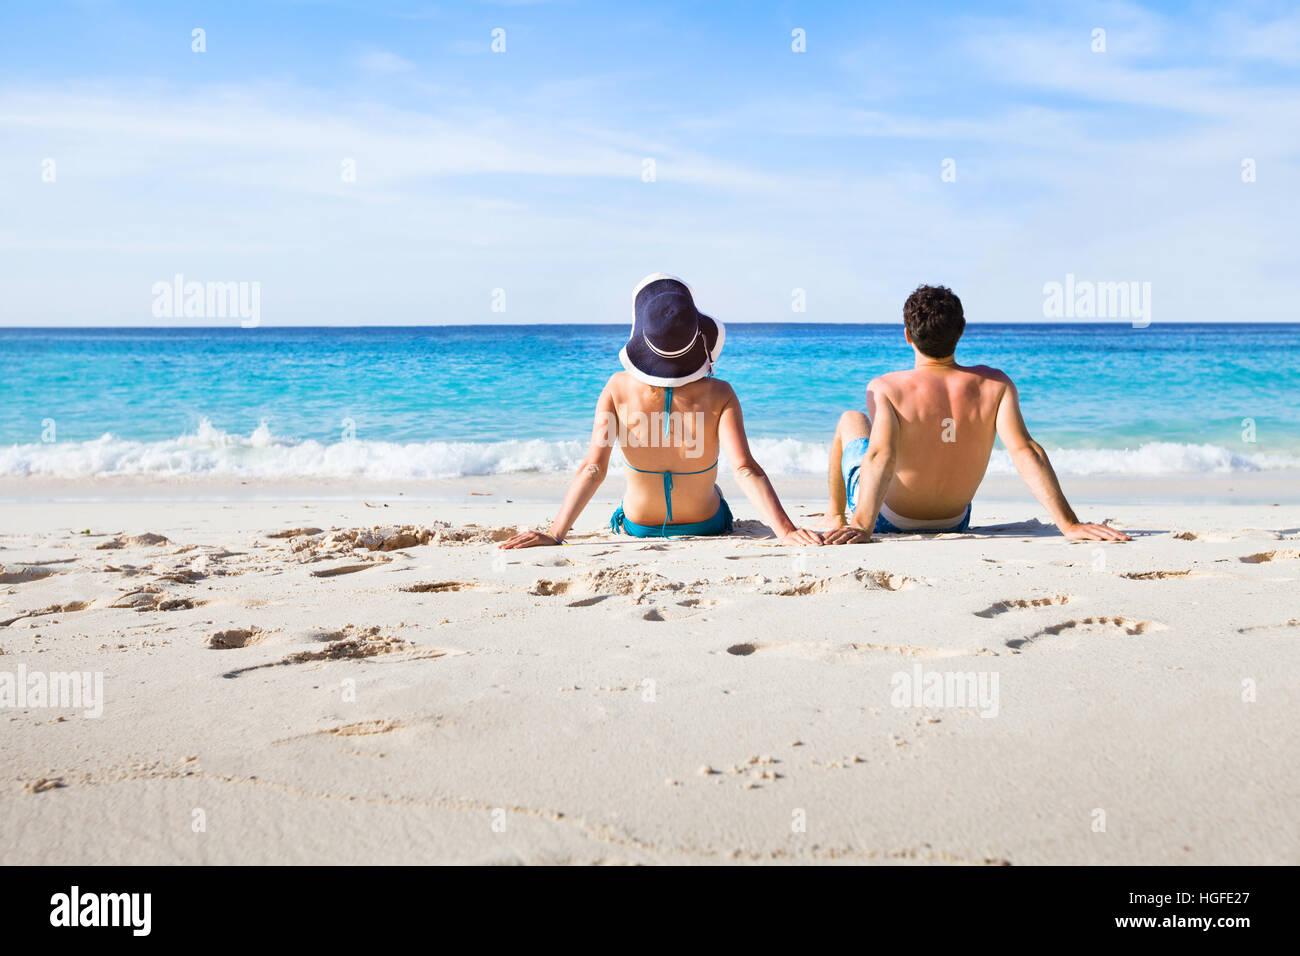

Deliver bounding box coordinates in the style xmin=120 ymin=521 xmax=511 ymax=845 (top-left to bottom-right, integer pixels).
xmin=1 ymin=474 xmax=1297 ymax=865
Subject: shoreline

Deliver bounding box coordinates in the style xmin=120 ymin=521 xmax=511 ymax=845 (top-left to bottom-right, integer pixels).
xmin=3 ymin=470 xmax=1298 ymax=508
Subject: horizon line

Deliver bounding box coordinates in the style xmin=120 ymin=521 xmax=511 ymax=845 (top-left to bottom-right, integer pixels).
xmin=5 ymin=320 xmax=1300 ymax=331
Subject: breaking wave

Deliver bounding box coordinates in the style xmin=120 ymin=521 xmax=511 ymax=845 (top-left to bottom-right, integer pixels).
xmin=2 ymin=420 xmax=1296 ymax=480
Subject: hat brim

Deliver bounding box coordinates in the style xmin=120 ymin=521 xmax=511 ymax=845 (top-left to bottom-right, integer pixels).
xmin=620 ymin=313 xmax=725 ymax=387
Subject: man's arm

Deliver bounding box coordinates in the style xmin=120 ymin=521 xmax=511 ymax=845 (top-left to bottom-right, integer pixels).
xmin=500 ymin=382 xmax=616 ymax=548
xmin=846 ymin=381 xmax=899 ymax=536
xmin=994 ymin=378 xmax=1129 ymax=542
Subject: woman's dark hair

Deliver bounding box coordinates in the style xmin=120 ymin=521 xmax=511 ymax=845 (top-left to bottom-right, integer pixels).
xmin=903 ymin=285 xmax=965 ymax=358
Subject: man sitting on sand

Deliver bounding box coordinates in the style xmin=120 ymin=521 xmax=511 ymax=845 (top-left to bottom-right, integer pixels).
xmin=821 ymin=285 xmax=1130 ymax=542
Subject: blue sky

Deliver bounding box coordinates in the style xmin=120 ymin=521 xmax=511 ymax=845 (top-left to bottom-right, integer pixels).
xmin=1 ymin=0 xmax=1297 ymax=325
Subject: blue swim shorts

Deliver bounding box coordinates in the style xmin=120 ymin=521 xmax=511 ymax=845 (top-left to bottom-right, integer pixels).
xmin=841 ymin=436 xmax=972 ymax=535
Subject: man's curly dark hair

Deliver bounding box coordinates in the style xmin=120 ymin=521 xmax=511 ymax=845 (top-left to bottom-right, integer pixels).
xmin=903 ymin=285 xmax=965 ymax=358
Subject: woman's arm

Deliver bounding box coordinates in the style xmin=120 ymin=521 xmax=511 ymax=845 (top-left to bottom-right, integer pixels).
xmin=717 ymin=386 xmax=822 ymax=547
xmin=500 ymin=384 xmax=617 ymax=549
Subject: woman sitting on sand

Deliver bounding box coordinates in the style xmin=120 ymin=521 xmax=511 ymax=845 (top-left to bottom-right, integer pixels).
xmin=501 ymin=274 xmax=831 ymax=549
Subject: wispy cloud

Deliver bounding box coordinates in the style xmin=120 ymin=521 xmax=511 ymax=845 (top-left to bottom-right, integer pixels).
xmin=0 ymin=0 xmax=1296 ymax=326
xmin=355 ymin=48 xmax=417 ymax=74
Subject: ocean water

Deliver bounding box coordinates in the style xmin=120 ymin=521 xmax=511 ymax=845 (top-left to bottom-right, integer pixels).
xmin=2 ymin=324 xmax=1298 ymax=480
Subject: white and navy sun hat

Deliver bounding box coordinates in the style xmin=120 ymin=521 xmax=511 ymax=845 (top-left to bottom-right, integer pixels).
xmin=618 ymin=273 xmax=725 ymax=387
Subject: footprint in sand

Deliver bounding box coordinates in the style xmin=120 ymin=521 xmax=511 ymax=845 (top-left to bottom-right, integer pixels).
xmin=0 ymin=601 xmax=94 ymax=627
xmin=1237 ymin=619 xmax=1300 ymax=633
xmin=532 ymin=579 xmax=573 ymax=596
xmin=768 ymin=569 xmax=916 ymax=595
xmin=207 ymin=626 xmax=268 ymax=649
xmin=281 ymin=525 xmax=517 ymax=567
xmin=154 ymin=568 xmax=205 ymax=585
xmin=267 ymin=527 xmax=325 ymax=539
xmin=221 ymin=625 xmax=451 ymax=678
xmin=271 ymin=716 xmax=423 ymax=747
xmin=641 ymin=599 xmax=721 ymax=622
xmin=310 ymin=560 xmax=389 ymax=578
xmin=103 ymin=563 xmax=148 ymax=578
xmin=725 ymin=641 xmax=978 ymax=660
xmin=530 ymin=567 xmax=685 ymax=601
xmin=974 ymin=594 xmax=1071 ymax=618
xmin=1007 ymin=616 xmax=1163 ymax=650
xmin=0 ymin=567 xmax=59 ymax=585
xmin=400 ymin=581 xmax=480 ymax=593
xmin=1239 ymin=549 xmax=1300 ymax=564
xmin=322 ymin=718 xmax=403 ymax=737
xmin=315 ymin=524 xmax=522 ymax=552
xmin=109 ymin=585 xmax=203 ymax=612
xmin=95 ymin=532 xmax=170 ymax=550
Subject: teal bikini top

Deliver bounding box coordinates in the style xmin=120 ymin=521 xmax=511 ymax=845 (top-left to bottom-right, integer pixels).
xmin=622 ymin=386 xmax=718 ymax=522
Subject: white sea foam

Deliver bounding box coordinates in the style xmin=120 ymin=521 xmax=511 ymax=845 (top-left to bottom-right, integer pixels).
xmin=1 ymin=421 xmax=1296 ymax=480
xmin=756 ymin=439 xmax=1300 ymax=477
xmin=987 ymin=442 xmax=1300 ymax=477
xmin=744 ymin=438 xmax=1300 ymax=478
xmin=0 ymin=420 xmax=588 ymax=480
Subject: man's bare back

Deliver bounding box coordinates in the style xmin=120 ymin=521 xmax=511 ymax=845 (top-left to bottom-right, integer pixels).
xmin=866 ymin=361 xmax=1008 ymax=519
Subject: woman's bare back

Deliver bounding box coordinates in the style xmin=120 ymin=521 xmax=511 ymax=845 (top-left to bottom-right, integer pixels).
xmin=609 ymin=372 xmax=729 ymax=524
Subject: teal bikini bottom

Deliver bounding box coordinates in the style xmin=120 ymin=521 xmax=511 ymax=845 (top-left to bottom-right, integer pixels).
xmin=610 ymin=497 xmax=734 ymax=538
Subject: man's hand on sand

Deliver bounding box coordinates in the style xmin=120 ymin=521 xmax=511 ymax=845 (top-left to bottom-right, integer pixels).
xmin=1062 ymin=522 xmax=1130 ymax=542
xmin=822 ymin=526 xmax=872 ymax=545
xmin=779 ymin=528 xmax=825 ymax=546
xmin=499 ymin=531 xmax=562 ymax=549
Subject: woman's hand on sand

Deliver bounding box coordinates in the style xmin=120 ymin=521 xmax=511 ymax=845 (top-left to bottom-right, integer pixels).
xmin=822 ymin=526 xmax=872 ymax=545
xmin=779 ymin=528 xmax=825 ymax=547
xmin=1061 ymin=522 xmax=1130 ymax=542
xmin=499 ymin=531 xmax=563 ymax=549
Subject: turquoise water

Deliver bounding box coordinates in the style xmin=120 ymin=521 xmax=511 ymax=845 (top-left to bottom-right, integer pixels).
xmin=2 ymin=324 xmax=1297 ymax=478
